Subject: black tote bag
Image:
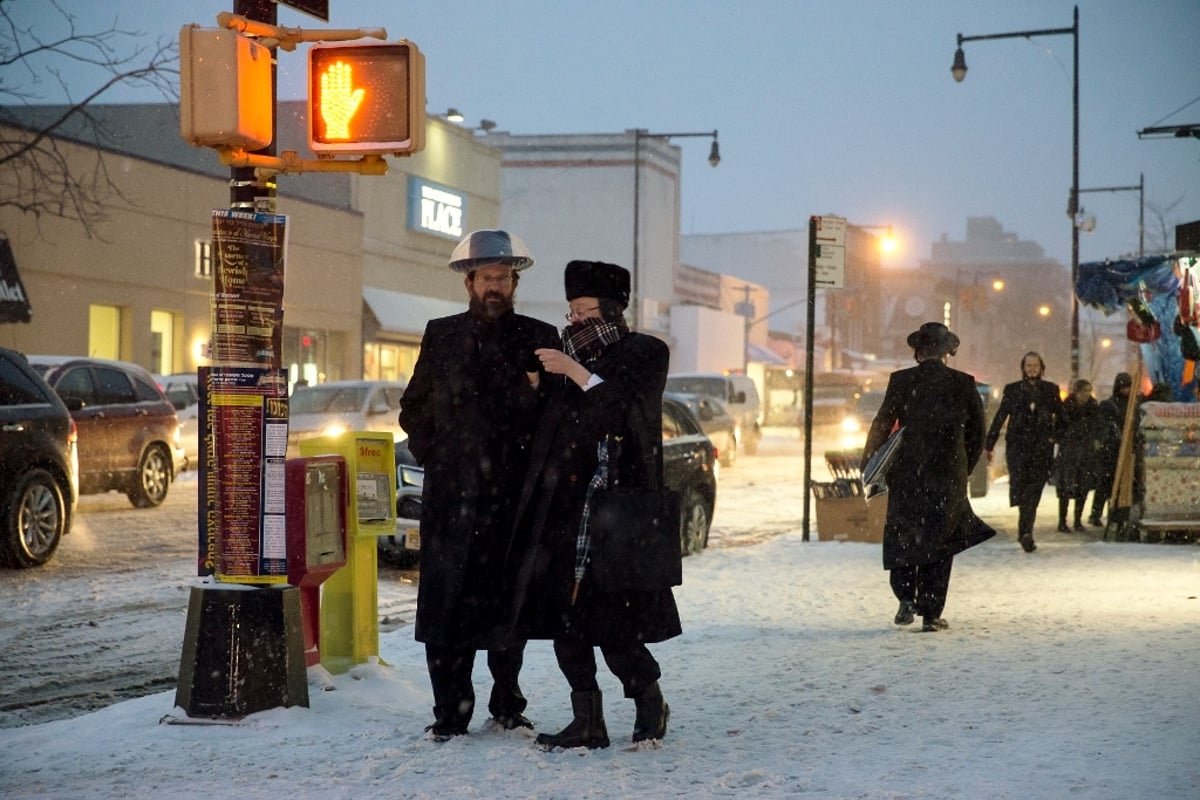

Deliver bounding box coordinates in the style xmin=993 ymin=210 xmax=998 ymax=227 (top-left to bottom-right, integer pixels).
xmin=587 ymin=486 xmax=683 ymax=592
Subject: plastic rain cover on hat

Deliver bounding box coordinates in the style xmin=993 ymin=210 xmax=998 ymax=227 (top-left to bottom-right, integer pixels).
xmin=448 ymin=229 xmax=534 ymax=273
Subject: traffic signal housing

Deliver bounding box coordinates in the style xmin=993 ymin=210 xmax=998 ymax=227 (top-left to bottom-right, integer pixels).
xmin=308 ymin=40 xmax=426 ymax=157
xmin=179 ymin=26 xmax=273 ymax=150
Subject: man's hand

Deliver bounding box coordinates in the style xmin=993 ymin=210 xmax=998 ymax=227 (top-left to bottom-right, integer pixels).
xmin=319 ymin=61 xmax=365 ymax=140
xmin=536 ymin=348 xmax=591 ymax=388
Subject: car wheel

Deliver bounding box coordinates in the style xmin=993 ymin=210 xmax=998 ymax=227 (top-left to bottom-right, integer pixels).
xmin=1 ymin=468 xmax=66 ymax=568
xmin=679 ymin=488 xmax=711 ymax=555
xmin=719 ymin=433 xmax=737 ymax=468
xmin=128 ymin=445 xmax=171 ymax=508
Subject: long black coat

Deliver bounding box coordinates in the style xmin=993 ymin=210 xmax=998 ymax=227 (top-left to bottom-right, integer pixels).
xmin=507 ymin=332 xmax=682 ymax=647
xmin=986 ymin=378 xmax=1063 ymax=508
xmin=1053 ymin=395 xmax=1105 ymax=498
xmin=861 ymin=360 xmax=995 ymax=570
xmin=398 ymin=310 xmax=559 ymax=647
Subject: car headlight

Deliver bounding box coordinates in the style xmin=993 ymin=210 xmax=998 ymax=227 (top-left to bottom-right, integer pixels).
xmin=321 ymin=422 xmax=348 ymax=439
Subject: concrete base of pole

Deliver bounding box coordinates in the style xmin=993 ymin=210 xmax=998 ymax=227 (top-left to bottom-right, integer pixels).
xmin=175 ymin=584 xmax=309 ymax=718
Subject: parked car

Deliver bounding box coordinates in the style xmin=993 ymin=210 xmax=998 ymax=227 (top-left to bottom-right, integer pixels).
xmin=286 ymin=380 xmax=407 ymax=457
xmin=379 ymin=396 xmax=719 ymax=565
xmin=0 ymin=348 xmax=78 ymax=567
xmin=665 ymin=390 xmax=739 ymax=468
xmin=661 ymin=394 xmax=719 ymax=554
xmin=29 ymin=355 xmax=182 ymax=508
xmin=665 ymin=372 xmax=762 ymax=456
xmin=154 ymin=373 xmax=199 ymax=471
xmin=378 ymin=440 xmax=422 ymax=568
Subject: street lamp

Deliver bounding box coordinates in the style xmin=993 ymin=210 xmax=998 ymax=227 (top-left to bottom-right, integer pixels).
xmin=631 ymin=128 xmax=720 ymax=329
xmin=1080 ymin=174 xmax=1145 ymax=257
xmin=951 ymin=5 xmax=1081 ymax=382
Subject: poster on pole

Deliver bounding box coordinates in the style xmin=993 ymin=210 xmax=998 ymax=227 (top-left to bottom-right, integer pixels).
xmin=813 ymin=214 xmax=846 ymax=289
xmin=210 ymin=209 xmax=287 ymax=370
xmin=197 ymin=366 xmax=290 ymax=583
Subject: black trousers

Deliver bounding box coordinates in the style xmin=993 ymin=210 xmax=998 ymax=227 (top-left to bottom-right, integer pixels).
xmin=425 ymin=641 xmax=527 ymax=727
xmin=889 ymin=555 xmax=954 ymax=619
xmin=552 ymin=637 xmax=661 ymax=699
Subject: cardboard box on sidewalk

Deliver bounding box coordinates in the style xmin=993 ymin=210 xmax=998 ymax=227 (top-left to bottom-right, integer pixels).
xmin=815 ymin=494 xmax=887 ymax=543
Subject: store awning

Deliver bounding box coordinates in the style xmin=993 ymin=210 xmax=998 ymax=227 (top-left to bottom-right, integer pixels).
xmin=363 ymin=286 xmax=464 ymax=338
xmin=747 ymin=342 xmax=787 ymax=365
xmin=0 ymin=235 xmax=32 ymax=324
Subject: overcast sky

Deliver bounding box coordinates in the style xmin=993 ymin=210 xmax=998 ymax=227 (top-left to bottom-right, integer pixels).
xmin=12 ymin=1 xmax=1200 ymax=269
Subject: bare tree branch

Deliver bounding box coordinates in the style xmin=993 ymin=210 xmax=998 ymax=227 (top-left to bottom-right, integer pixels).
xmin=0 ymin=0 xmax=179 ymax=238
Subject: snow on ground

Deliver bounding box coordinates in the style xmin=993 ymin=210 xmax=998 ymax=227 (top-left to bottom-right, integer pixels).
xmin=2 ymin=431 xmax=1198 ymax=799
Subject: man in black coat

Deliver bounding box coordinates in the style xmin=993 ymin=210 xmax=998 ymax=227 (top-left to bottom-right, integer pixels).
xmin=398 ymin=229 xmax=560 ymax=740
xmin=862 ymin=322 xmax=995 ymax=632
xmin=985 ymin=352 xmax=1063 ymax=553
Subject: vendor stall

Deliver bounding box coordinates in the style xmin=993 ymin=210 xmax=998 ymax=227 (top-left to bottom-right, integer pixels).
xmin=1077 ymin=239 xmax=1200 ymax=540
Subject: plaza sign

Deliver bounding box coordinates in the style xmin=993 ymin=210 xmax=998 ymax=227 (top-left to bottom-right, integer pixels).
xmin=407 ymin=178 xmax=466 ymax=240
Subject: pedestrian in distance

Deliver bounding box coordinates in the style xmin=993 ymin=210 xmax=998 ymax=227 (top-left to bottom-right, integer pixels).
xmin=1093 ymin=371 xmax=1145 ymax=529
xmin=398 ymin=229 xmax=561 ymax=741
xmin=985 ymin=352 xmax=1063 ymax=553
xmin=861 ymin=322 xmax=995 ymax=633
xmin=507 ymin=260 xmax=680 ymax=749
xmin=1053 ymin=379 xmax=1105 ymax=532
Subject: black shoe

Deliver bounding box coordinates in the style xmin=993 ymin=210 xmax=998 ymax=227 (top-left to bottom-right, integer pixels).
xmin=424 ymin=722 xmax=468 ymax=742
xmin=1073 ymin=522 xmax=1086 ymax=532
xmin=1087 ymin=517 xmax=1103 ymax=528
xmin=1019 ymin=534 xmax=1037 ymax=553
xmin=894 ymin=601 xmax=916 ymax=626
xmin=1056 ymin=522 xmax=1070 ymax=533
xmin=921 ymin=617 xmax=949 ymax=632
xmin=491 ymin=712 xmax=534 ymax=731
xmin=632 ymin=683 xmax=670 ymax=743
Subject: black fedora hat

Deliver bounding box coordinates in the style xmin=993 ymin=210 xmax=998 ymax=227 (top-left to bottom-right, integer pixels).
xmin=906 ymin=321 xmax=960 ymax=356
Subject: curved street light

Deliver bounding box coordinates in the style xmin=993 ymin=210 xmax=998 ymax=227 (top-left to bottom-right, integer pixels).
xmin=951 ymin=5 xmax=1081 ymax=382
xmin=630 ymin=128 xmax=720 ymax=328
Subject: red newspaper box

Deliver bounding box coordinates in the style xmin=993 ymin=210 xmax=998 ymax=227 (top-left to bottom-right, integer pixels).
xmin=286 ymin=455 xmax=348 ymax=666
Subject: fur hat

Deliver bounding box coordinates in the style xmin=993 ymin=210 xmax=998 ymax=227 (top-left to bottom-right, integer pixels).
xmin=906 ymin=321 xmax=960 ymax=357
xmin=564 ymin=260 xmax=631 ymax=306
xmin=447 ymin=229 xmax=534 ymax=274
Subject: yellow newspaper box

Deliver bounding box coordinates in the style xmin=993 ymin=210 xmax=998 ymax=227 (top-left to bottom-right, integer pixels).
xmin=299 ymin=433 xmax=396 ymax=673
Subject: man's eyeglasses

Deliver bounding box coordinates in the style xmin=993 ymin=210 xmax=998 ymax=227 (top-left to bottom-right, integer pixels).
xmin=474 ymin=273 xmax=514 ymax=287
xmin=565 ymin=306 xmax=600 ymax=321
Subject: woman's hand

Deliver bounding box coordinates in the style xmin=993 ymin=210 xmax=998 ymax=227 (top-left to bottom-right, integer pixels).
xmin=536 ymin=348 xmax=592 ymax=388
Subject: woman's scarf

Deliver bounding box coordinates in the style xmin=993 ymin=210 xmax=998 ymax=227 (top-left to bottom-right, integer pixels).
xmin=562 ymin=317 xmax=625 ymax=365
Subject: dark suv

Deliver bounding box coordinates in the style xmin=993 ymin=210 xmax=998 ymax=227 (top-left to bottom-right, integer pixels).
xmin=29 ymin=356 xmax=182 ymax=508
xmin=0 ymin=347 xmax=78 ymax=567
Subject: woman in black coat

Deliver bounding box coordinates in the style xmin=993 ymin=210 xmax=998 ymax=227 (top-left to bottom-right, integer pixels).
xmin=985 ymin=352 xmax=1063 ymax=552
xmin=861 ymin=322 xmax=995 ymax=632
xmin=1053 ymin=379 xmax=1105 ymax=531
xmin=508 ymin=260 xmax=680 ymax=750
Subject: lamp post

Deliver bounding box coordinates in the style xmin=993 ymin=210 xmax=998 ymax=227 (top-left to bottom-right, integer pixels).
xmin=951 ymin=5 xmax=1080 ymax=382
xmin=631 ymin=128 xmax=720 ymax=329
xmin=1079 ymin=173 xmax=1145 ymax=257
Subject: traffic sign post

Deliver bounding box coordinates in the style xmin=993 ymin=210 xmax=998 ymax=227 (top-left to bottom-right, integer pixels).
xmin=812 ymin=214 xmax=846 ymax=289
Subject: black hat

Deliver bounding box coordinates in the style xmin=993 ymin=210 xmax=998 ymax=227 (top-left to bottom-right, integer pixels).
xmin=564 ymin=260 xmax=631 ymax=305
xmin=906 ymin=321 xmax=960 ymax=357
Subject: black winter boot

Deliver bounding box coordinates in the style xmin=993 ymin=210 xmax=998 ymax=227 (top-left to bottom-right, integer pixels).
xmin=631 ymin=682 xmax=670 ymax=743
xmin=535 ymin=690 xmax=609 ymax=750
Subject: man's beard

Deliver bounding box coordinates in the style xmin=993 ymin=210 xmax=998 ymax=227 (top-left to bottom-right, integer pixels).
xmin=469 ymin=289 xmax=514 ymax=321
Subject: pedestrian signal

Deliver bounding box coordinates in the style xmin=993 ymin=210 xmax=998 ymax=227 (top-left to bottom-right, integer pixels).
xmin=308 ymin=40 xmax=425 ymax=156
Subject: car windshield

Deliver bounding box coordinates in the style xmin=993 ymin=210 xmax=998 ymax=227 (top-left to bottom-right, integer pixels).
xmin=290 ymin=385 xmax=368 ymax=414
xmin=666 ymin=377 xmax=726 ymax=397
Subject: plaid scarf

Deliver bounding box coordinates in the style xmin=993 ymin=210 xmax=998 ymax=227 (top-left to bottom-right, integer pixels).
xmin=562 ymin=318 xmax=624 ymax=365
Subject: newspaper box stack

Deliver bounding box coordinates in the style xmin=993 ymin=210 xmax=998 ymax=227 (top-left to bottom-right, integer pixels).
xmin=812 ymin=450 xmax=886 ymax=543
